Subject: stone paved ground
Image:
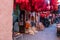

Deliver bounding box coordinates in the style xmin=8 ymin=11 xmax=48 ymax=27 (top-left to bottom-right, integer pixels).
xmin=14 ymin=24 xmax=60 ymax=40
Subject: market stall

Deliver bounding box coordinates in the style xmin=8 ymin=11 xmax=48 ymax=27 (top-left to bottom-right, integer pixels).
xmin=13 ymin=0 xmax=58 ymax=36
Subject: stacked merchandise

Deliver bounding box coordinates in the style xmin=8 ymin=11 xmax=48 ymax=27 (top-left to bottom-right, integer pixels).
xmin=25 ymin=11 xmax=45 ymax=35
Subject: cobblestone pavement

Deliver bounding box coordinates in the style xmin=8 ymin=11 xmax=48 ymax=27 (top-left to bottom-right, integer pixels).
xmin=14 ymin=24 xmax=60 ymax=40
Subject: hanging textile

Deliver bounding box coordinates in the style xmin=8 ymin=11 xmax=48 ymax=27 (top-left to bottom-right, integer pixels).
xmin=15 ymin=0 xmax=50 ymax=11
xmin=13 ymin=3 xmax=16 ymax=10
xmin=33 ymin=0 xmax=44 ymax=11
xmin=50 ymin=0 xmax=58 ymax=11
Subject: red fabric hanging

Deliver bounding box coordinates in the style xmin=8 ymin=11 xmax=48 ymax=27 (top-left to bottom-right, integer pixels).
xmin=25 ymin=0 xmax=31 ymax=11
xmin=20 ymin=3 xmax=26 ymax=10
xmin=42 ymin=3 xmax=47 ymax=11
xmin=45 ymin=12 xmax=50 ymax=17
xmin=18 ymin=0 xmax=29 ymax=10
xmin=40 ymin=12 xmax=50 ymax=18
xmin=16 ymin=0 xmax=27 ymax=4
xmin=51 ymin=0 xmax=58 ymax=5
xmin=51 ymin=0 xmax=58 ymax=10
xmin=15 ymin=0 xmax=48 ymax=11
xmin=53 ymin=5 xmax=58 ymax=11
xmin=40 ymin=13 xmax=46 ymax=18
xmin=16 ymin=0 xmax=20 ymax=3
xmin=26 ymin=3 xmax=31 ymax=11
xmin=34 ymin=0 xmax=44 ymax=11
xmin=13 ymin=3 xmax=16 ymax=10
